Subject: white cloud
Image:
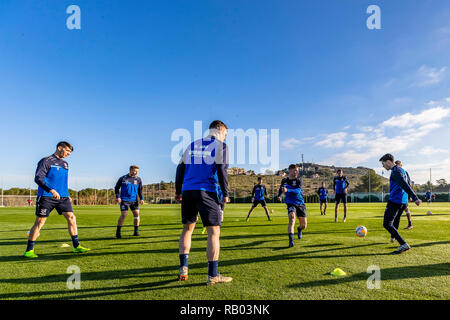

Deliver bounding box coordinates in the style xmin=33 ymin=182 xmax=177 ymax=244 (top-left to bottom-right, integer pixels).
xmin=281 ymin=138 xmax=302 ymax=150
xmin=315 ymin=132 xmax=347 ymax=148
xmin=412 ymin=65 xmax=447 ymax=87
xmin=318 ymin=98 xmax=450 ymax=168
xmin=418 ymin=146 xmax=448 ymax=155
xmin=381 ymin=106 xmax=450 ymax=128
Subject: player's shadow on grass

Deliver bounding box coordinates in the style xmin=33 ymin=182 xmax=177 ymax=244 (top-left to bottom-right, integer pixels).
xmin=286 ymin=263 xmax=450 ymax=289
xmin=0 ymin=278 xmax=204 ymax=300
xmin=413 ymin=240 xmax=450 ymax=248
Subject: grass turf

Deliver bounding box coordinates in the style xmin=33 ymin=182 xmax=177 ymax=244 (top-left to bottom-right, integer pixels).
xmin=0 ymin=203 xmax=449 ymax=300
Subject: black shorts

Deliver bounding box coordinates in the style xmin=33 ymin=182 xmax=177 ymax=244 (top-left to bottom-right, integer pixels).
xmin=120 ymin=201 xmax=139 ymax=211
xmin=252 ymin=199 xmax=267 ymax=207
xmin=182 ymin=190 xmax=222 ymax=227
xmin=287 ymin=204 xmax=307 ymax=218
xmin=335 ymin=193 xmax=347 ymax=204
xmin=35 ymin=196 xmax=73 ymax=217
xmin=319 ymin=198 xmax=328 ymax=204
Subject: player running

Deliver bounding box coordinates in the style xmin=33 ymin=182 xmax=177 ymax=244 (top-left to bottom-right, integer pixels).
xmin=333 ymin=169 xmax=349 ymax=222
xmin=246 ymin=177 xmax=272 ymax=222
xmin=278 ymin=164 xmax=307 ymax=248
xmin=317 ymin=182 xmax=328 ymax=215
xmin=175 ymin=120 xmax=232 ymax=286
xmin=24 ymin=141 xmax=90 ymax=258
xmin=395 ymin=160 xmax=413 ymax=230
xmin=114 ymin=165 xmax=144 ymax=238
xmin=379 ymin=154 xmax=421 ymax=254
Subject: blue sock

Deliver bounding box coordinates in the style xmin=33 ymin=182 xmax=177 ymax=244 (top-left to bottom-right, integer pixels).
xmin=288 ymin=233 xmax=294 ymax=242
xmin=26 ymin=240 xmax=35 ymax=252
xmin=134 ymin=226 xmax=139 ymax=233
xmin=179 ymin=254 xmax=189 ymax=268
xmin=208 ymin=260 xmax=218 ymax=277
xmin=71 ymin=235 xmax=79 ymax=248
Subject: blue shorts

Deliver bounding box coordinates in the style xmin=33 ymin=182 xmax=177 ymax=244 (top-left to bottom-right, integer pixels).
xmin=120 ymin=201 xmax=139 ymax=211
xmin=35 ymin=196 xmax=73 ymax=217
xmin=181 ymin=190 xmax=222 ymax=227
xmin=287 ymin=203 xmax=307 ymax=218
xmin=335 ymin=193 xmax=347 ymax=204
xmin=252 ymin=199 xmax=267 ymax=207
xmin=320 ymin=198 xmax=328 ymax=204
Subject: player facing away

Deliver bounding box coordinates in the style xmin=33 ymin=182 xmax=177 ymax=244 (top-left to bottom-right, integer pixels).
xmin=395 ymin=160 xmax=413 ymax=230
xmin=246 ymin=177 xmax=272 ymax=222
xmin=114 ymin=165 xmax=144 ymax=238
xmin=24 ymin=141 xmax=90 ymax=258
xmin=175 ymin=120 xmax=232 ymax=286
xmin=379 ymin=154 xmax=421 ymax=254
xmin=317 ymin=182 xmax=328 ymax=215
xmin=333 ymin=169 xmax=349 ymax=223
xmin=278 ymin=164 xmax=307 ymax=248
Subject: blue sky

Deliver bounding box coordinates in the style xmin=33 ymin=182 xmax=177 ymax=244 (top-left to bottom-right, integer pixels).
xmin=0 ymin=0 xmax=449 ymax=189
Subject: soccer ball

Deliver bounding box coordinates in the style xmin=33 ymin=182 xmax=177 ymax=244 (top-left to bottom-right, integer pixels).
xmin=356 ymin=225 xmax=367 ymax=237
xmin=426 ymin=211 xmax=432 ymax=216
xmin=270 ymin=209 xmax=274 ymax=214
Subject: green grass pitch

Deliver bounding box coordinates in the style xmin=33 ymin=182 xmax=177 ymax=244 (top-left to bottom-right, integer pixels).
xmin=0 ymin=203 xmax=449 ymax=300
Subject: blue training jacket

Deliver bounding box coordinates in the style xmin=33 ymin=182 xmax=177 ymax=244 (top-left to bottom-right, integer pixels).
xmin=252 ymin=184 xmax=267 ymax=201
xmin=278 ymin=177 xmax=305 ymax=205
xmin=115 ymin=174 xmax=143 ymax=202
xmin=175 ymin=136 xmax=229 ymax=197
xmin=389 ymin=165 xmax=418 ymax=204
xmin=35 ymin=155 xmax=70 ymax=197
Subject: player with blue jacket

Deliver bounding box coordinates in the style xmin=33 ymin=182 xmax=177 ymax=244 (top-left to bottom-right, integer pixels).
xmin=175 ymin=120 xmax=232 ymax=286
xmin=379 ymin=154 xmax=421 ymax=254
xmin=333 ymin=169 xmax=350 ymax=223
xmin=114 ymin=165 xmax=144 ymax=238
xmin=24 ymin=141 xmax=90 ymax=258
xmin=278 ymin=164 xmax=307 ymax=248
xmin=246 ymin=177 xmax=272 ymax=222
xmin=317 ymin=182 xmax=328 ymax=215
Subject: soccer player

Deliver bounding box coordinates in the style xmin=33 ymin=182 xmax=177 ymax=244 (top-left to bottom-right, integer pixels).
xmin=426 ymin=190 xmax=432 ymax=205
xmin=395 ymin=160 xmax=413 ymax=230
xmin=246 ymin=177 xmax=272 ymax=222
xmin=379 ymin=154 xmax=421 ymax=254
xmin=333 ymin=169 xmax=349 ymax=222
xmin=114 ymin=165 xmax=144 ymax=238
xmin=175 ymin=120 xmax=232 ymax=286
xmin=24 ymin=141 xmax=90 ymax=258
xmin=277 ymin=164 xmax=307 ymax=248
xmin=317 ymin=182 xmax=328 ymax=215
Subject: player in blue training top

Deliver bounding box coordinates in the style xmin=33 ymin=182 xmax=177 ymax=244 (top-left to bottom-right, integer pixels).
xmin=379 ymin=154 xmax=421 ymax=254
xmin=175 ymin=120 xmax=232 ymax=286
xmin=395 ymin=160 xmax=414 ymax=230
xmin=317 ymin=182 xmax=328 ymax=215
xmin=114 ymin=165 xmax=144 ymax=238
xmin=246 ymin=177 xmax=272 ymax=222
xmin=425 ymin=190 xmax=432 ymax=205
xmin=278 ymin=164 xmax=307 ymax=248
xmin=24 ymin=141 xmax=90 ymax=258
xmin=333 ymin=169 xmax=350 ymax=223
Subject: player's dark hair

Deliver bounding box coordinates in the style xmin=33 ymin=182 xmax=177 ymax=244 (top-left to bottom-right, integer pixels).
xmin=56 ymin=141 xmax=73 ymax=151
xmin=379 ymin=153 xmax=394 ymax=162
xmin=209 ymin=120 xmax=228 ymax=130
xmin=395 ymin=160 xmax=402 ymax=165
xmin=130 ymin=165 xmax=139 ymax=170
xmin=337 ymin=169 xmax=342 ymax=173
xmin=257 ymin=177 xmax=262 ymax=181
xmin=288 ymin=164 xmax=298 ymax=170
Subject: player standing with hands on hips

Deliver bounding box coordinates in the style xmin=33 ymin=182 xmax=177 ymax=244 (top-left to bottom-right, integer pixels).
xmin=175 ymin=120 xmax=231 ymax=286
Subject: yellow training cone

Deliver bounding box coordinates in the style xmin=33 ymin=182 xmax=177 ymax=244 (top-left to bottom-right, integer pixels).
xmin=60 ymin=243 xmax=71 ymax=248
xmin=331 ymin=268 xmax=347 ymax=276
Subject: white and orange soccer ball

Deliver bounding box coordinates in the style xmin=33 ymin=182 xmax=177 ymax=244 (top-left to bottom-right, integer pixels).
xmin=426 ymin=211 xmax=433 ymax=216
xmin=356 ymin=225 xmax=367 ymax=237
